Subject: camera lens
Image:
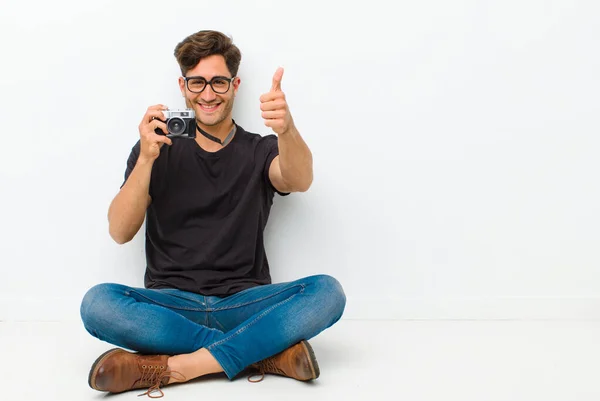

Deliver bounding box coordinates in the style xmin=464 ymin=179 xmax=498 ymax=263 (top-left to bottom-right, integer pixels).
xmin=167 ymin=117 xmax=186 ymax=135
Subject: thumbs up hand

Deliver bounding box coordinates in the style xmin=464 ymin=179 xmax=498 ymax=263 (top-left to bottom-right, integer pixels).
xmin=260 ymin=67 xmax=294 ymax=135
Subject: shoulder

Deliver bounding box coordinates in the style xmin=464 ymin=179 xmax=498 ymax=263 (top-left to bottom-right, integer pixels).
xmin=125 ymin=140 xmax=141 ymax=162
xmin=234 ymin=124 xmax=278 ymax=150
xmin=235 ymin=124 xmax=275 ymax=141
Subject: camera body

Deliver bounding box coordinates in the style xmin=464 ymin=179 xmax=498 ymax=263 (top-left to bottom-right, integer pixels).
xmin=156 ymin=109 xmax=196 ymax=139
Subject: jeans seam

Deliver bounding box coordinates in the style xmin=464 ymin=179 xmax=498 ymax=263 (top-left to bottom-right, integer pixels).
xmin=211 ymin=284 xmax=305 ymax=312
xmin=128 ymin=289 xmax=209 ymax=312
xmin=204 ymin=296 xmax=210 ymax=327
xmin=207 ymin=285 xmax=305 ymax=350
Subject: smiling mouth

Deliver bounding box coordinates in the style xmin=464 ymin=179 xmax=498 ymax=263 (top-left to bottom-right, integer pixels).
xmin=198 ymin=103 xmax=221 ymax=112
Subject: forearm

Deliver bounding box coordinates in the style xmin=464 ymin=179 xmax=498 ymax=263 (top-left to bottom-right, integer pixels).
xmin=108 ymin=157 xmax=153 ymax=244
xmin=278 ymin=124 xmax=313 ymax=192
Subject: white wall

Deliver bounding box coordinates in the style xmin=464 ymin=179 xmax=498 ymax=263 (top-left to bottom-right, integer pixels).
xmin=1 ymin=0 xmax=598 ymax=322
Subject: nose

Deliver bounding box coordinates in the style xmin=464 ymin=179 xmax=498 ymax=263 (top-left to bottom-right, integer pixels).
xmin=200 ymin=85 xmax=217 ymax=102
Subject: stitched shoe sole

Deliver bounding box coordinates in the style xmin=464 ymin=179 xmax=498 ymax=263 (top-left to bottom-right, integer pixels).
xmin=300 ymin=340 xmax=320 ymax=380
xmin=88 ymin=348 xmax=122 ymax=390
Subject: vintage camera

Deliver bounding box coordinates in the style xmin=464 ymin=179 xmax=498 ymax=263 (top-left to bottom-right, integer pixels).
xmin=155 ymin=109 xmax=196 ymax=138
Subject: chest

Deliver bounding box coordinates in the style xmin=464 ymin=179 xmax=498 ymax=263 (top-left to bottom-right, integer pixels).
xmin=149 ymin=141 xmax=261 ymax=217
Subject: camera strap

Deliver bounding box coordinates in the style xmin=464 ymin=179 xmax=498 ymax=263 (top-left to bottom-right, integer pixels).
xmin=196 ymin=124 xmax=237 ymax=147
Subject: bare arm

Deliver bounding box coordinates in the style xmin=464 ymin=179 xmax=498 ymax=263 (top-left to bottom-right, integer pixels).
xmin=108 ymin=104 xmax=172 ymax=244
xmin=269 ymin=125 xmax=313 ymax=192
xmin=108 ymin=158 xmax=153 ymax=244
xmin=261 ymin=67 xmax=313 ymax=193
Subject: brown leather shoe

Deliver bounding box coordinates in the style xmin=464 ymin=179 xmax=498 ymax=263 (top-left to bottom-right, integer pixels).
xmin=88 ymin=348 xmax=184 ymax=398
xmin=249 ymin=340 xmax=320 ymax=382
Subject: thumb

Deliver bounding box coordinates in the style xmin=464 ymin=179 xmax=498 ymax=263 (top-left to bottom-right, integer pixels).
xmin=271 ymin=67 xmax=284 ymax=92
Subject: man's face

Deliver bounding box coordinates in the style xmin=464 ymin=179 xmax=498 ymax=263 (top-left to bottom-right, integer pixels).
xmin=178 ymin=54 xmax=240 ymax=128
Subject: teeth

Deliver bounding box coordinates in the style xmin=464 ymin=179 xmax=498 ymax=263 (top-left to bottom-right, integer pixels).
xmin=200 ymin=103 xmax=218 ymax=109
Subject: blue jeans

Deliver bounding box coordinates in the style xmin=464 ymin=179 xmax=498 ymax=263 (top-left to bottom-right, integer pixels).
xmin=80 ymin=274 xmax=346 ymax=379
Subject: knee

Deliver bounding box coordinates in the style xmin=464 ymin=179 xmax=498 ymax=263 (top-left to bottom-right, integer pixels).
xmin=80 ymin=283 xmax=122 ymax=331
xmin=309 ymin=275 xmax=346 ymax=321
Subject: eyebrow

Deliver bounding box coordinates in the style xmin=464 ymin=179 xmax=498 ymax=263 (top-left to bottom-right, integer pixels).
xmin=185 ymin=75 xmax=232 ymax=80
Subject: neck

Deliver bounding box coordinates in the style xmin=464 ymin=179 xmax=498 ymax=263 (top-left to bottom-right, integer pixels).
xmin=196 ymin=118 xmax=235 ymax=142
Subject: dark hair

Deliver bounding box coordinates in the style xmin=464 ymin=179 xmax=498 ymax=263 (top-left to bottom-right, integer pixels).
xmin=174 ymin=30 xmax=242 ymax=77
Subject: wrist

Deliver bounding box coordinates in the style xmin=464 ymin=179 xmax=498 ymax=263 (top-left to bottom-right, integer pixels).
xmin=137 ymin=155 xmax=156 ymax=166
xmin=280 ymin=122 xmax=298 ymax=137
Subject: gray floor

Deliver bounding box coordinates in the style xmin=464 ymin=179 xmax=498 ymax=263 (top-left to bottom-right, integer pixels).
xmin=2 ymin=320 xmax=599 ymax=401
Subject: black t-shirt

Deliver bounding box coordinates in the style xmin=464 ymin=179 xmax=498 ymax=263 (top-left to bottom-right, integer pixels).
xmin=121 ymin=123 xmax=288 ymax=296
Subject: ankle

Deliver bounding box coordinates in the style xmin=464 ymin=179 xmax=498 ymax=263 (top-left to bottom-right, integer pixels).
xmin=166 ymin=357 xmax=187 ymax=384
xmin=166 ymin=348 xmax=224 ymax=382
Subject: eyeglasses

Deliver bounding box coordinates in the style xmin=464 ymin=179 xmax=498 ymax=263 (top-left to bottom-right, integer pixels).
xmin=183 ymin=75 xmax=236 ymax=94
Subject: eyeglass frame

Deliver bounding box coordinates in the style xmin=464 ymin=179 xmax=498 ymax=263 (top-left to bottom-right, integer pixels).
xmin=183 ymin=75 xmax=237 ymax=94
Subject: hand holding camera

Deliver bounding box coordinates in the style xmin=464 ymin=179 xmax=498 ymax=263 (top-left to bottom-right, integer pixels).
xmin=138 ymin=105 xmax=173 ymax=162
xmin=137 ymin=105 xmax=196 ymax=163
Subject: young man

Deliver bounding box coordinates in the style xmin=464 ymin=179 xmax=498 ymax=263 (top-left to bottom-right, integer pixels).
xmin=80 ymin=30 xmax=346 ymax=398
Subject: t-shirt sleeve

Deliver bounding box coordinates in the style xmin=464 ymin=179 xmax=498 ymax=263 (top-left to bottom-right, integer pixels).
xmin=120 ymin=140 xmax=141 ymax=189
xmin=261 ymin=134 xmax=290 ymax=197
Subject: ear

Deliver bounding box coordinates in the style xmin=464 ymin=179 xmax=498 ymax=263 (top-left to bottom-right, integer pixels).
xmin=178 ymin=76 xmax=186 ymax=97
xmin=232 ymin=77 xmax=241 ymax=95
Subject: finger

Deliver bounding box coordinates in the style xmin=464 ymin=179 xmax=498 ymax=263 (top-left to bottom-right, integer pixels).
xmin=260 ymin=91 xmax=285 ymax=103
xmin=154 ymin=134 xmax=173 ymax=146
xmin=148 ymin=104 xmax=169 ymax=111
xmin=146 ymin=110 xmax=167 ymax=123
xmin=151 ymin=119 xmax=168 ymax=135
xmin=270 ymin=67 xmax=284 ymax=92
xmin=260 ymin=99 xmax=287 ymax=111
xmin=264 ymin=119 xmax=284 ymax=132
xmin=261 ymin=110 xmax=287 ymax=119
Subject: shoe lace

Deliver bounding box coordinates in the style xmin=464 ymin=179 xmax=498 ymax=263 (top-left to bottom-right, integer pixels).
xmin=136 ymin=364 xmax=186 ymax=398
xmin=247 ymin=358 xmax=285 ymax=383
